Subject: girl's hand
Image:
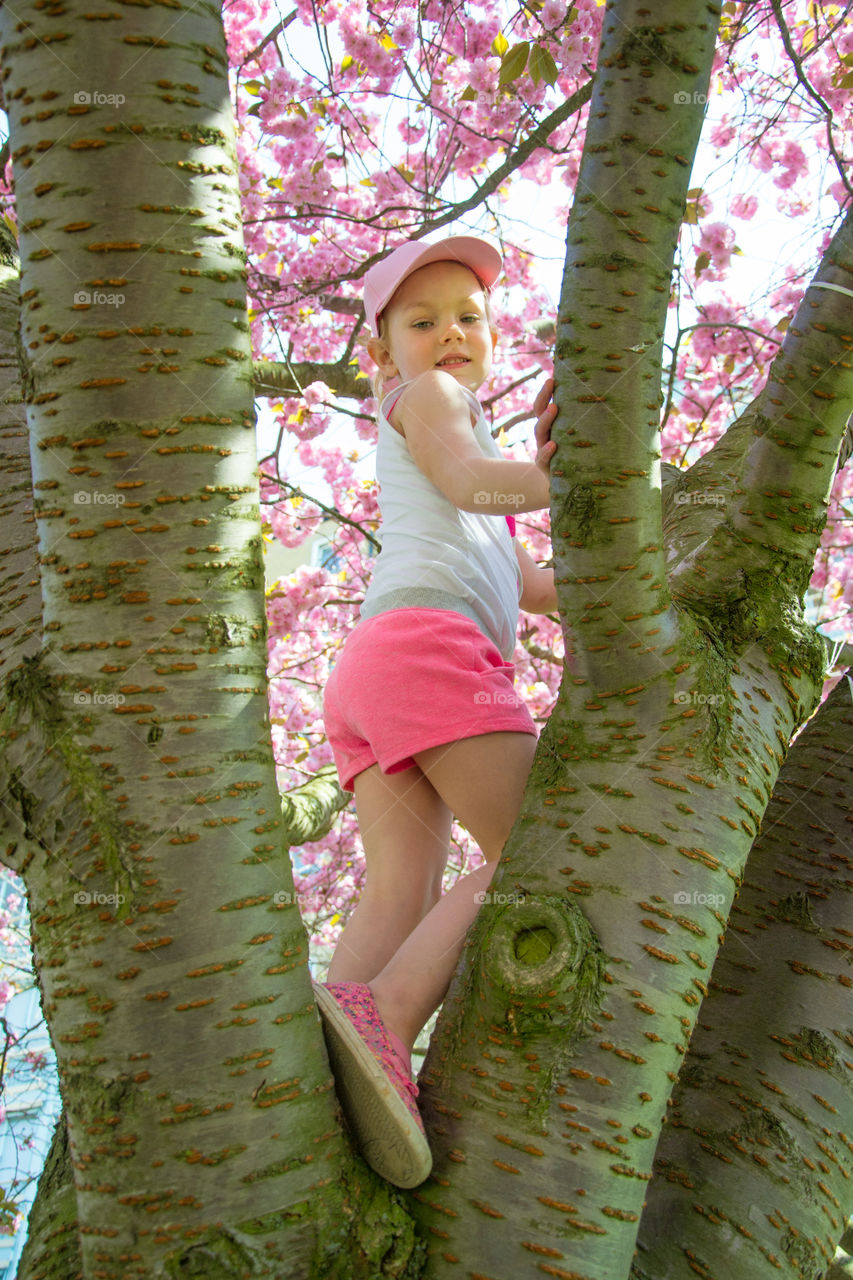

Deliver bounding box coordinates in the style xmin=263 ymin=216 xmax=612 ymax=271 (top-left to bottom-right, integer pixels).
xmin=533 ymin=377 xmax=557 ymax=474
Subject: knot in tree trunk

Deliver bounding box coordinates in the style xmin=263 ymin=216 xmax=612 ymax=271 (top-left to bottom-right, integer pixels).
xmin=480 ymin=894 xmax=605 ymax=1040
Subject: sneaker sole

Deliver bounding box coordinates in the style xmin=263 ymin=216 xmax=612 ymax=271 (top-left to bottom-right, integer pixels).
xmin=313 ymin=981 xmax=432 ymax=1188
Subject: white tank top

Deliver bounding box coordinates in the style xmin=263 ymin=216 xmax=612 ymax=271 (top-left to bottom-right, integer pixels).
xmin=360 ymin=379 xmax=522 ymax=659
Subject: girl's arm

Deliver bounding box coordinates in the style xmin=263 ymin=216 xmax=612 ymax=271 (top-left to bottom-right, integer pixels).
xmin=515 ymin=540 xmax=557 ymax=615
xmin=395 ymin=370 xmax=552 ymax=514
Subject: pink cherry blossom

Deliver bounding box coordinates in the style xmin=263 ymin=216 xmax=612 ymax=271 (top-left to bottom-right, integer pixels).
xmin=698 ymin=221 xmax=737 ymax=271
xmin=730 ymin=193 xmax=758 ymax=219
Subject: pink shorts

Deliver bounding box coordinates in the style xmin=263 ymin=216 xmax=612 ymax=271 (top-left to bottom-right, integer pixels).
xmin=323 ymin=608 xmax=537 ymax=791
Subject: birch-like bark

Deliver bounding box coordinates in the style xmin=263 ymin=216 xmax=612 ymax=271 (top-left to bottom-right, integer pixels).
xmin=13 ymin=765 xmax=372 ymax=1280
xmin=0 ymin=2 xmax=411 ymax=1275
xmin=0 ymin=227 xmax=40 ymax=674
xmin=634 ymin=678 xmax=853 ymax=1280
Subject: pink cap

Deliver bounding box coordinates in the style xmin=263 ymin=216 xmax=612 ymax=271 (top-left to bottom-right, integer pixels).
xmin=363 ymin=235 xmax=502 ymax=336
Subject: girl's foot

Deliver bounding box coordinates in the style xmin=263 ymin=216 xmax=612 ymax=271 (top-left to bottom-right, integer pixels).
xmin=313 ymin=980 xmax=432 ymax=1188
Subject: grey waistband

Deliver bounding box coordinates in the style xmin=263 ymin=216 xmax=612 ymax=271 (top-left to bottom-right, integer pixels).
xmin=360 ymin=587 xmax=493 ymax=643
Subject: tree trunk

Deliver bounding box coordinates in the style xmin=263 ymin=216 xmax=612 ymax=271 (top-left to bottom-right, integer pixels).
xmin=12 ymin=767 xmax=365 ymax=1280
xmin=632 ymin=676 xmax=853 ymax=1280
xmin=0 ymin=1 xmax=413 ymax=1274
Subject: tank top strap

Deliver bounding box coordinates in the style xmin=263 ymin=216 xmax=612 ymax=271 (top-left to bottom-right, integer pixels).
xmin=379 ymin=376 xmax=481 ymax=423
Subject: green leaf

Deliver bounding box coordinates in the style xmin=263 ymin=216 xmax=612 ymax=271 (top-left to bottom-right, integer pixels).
xmin=498 ymin=42 xmax=530 ymax=86
xmin=459 ymin=85 xmax=478 ymax=101
xmin=244 ymin=80 xmax=263 ymax=96
xmin=529 ymin=43 xmax=558 ymax=86
xmin=491 ymin=31 xmax=509 ymax=57
xmin=694 ymin=250 xmax=711 ymax=276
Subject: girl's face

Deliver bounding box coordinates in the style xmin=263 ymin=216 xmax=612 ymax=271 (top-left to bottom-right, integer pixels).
xmin=368 ymin=261 xmax=497 ymax=394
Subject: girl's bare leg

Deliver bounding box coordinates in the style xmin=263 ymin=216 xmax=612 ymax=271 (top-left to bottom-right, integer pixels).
xmin=368 ymin=731 xmax=537 ymax=1051
xmin=326 ymin=763 xmax=452 ymax=984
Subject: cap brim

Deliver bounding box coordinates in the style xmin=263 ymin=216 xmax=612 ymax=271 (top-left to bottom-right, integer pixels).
xmin=368 ymin=236 xmax=502 ymax=334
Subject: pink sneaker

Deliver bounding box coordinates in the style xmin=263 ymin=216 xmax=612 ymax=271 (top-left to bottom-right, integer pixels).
xmin=313 ymin=981 xmax=432 ymax=1188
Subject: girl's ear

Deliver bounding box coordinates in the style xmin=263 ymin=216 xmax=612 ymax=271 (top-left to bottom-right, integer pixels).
xmin=367 ymin=335 xmax=398 ymax=378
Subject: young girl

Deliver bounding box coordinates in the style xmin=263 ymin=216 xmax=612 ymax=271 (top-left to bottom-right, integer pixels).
xmin=314 ymin=236 xmax=557 ymax=1187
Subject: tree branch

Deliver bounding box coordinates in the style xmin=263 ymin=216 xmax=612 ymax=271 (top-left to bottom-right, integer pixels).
xmin=279 ymin=763 xmax=349 ymax=846
xmin=260 ymin=476 xmax=382 ymax=553
xmin=253 ymin=356 xmax=371 ymax=400
xmin=238 ymin=9 xmax=297 ymax=72
xmin=549 ymin=3 xmax=719 ymax=675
